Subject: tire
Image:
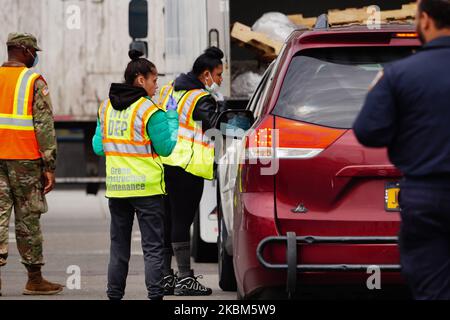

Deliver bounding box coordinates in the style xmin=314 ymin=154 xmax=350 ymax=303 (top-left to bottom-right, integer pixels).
xmin=237 ymin=289 xmax=245 ymax=300
xmin=191 ymin=209 xmax=218 ymax=263
xmin=218 ymin=215 xmax=237 ymax=291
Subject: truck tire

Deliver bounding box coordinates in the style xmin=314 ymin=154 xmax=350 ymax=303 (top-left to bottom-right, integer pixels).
xmin=191 ymin=210 xmax=218 ymax=263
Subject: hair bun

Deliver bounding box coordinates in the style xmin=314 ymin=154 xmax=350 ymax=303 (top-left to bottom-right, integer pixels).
xmin=204 ymin=47 xmax=224 ymax=60
xmin=129 ymin=49 xmax=144 ymax=61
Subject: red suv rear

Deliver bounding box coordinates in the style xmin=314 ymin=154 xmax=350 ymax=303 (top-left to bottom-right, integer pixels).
xmin=232 ymin=24 xmax=421 ymax=299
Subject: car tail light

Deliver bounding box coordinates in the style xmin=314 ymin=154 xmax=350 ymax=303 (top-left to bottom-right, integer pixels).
xmin=245 ymin=116 xmax=345 ymax=160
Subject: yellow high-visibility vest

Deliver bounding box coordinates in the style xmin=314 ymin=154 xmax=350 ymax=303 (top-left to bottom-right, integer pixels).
xmin=98 ymin=97 xmax=165 ymax=198
xmin=158 ymin=82 xmax=215 ymax=180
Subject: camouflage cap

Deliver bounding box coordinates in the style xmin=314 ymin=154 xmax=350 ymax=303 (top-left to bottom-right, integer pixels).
xmin=6 ymin=33 xmax=42 ymax=51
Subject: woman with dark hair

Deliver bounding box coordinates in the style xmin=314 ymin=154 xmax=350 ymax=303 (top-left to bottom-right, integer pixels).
xmin=158 ymin=47 xmax=224 ymax=296
xmin=92 ymin=50 xmax=179 ymax=300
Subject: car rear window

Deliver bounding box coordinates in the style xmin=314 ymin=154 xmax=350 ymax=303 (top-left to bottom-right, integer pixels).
xmin=273 ymin=46 xmax=417 ymax=128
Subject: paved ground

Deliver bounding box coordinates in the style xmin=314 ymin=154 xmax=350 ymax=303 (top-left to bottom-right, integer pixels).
xmin=0 ymin=187 xmax=236 ymax=300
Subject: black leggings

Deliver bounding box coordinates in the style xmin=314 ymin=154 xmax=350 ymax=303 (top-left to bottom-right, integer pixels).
xmin=107 ymin=195 xmax=165 ymax=300
xmin=164 ymin=165 xmax=204 ymax=249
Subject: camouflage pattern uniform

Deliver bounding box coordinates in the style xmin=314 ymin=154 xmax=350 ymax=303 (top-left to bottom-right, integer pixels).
xmin=0 ymin=34 xmax=57 ymax=268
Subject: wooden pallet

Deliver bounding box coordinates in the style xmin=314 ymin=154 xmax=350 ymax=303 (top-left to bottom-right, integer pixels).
xmin=231 ymin=22 xmax=283 ymax=61
xmin=287 ymin=14 xmax=317 ymax=28
xmin=232 ymin=3 xmax=417 ymax=61
xmin=288 ymin=3 xmax=416 ymax=27
xmin=328 ymin=3 xmax=416 ymax=25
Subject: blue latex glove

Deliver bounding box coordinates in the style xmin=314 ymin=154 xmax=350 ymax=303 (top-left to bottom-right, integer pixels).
xmin=166 ymin=95 xmax=178 ymax=112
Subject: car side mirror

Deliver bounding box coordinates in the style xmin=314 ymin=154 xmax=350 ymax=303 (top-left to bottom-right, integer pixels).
xmin=216 ymin=110 xmax=255 ymax=138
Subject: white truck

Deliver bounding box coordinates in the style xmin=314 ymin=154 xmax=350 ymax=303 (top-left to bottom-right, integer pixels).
xmin=0 ymin=0 xmax=232 ymax=262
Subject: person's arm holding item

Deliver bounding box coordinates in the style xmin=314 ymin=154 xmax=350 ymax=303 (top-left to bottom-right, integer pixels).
xmin=33 ymin=78 xmax=57 ymax=194
xmin=353 ymin=68 xmax=398 ymax=148
xmin=147 ymin=98 xmax=179 ymax=157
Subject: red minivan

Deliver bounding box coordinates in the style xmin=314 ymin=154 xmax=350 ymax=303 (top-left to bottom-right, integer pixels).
xmin=216 ymin=20 xmax=421 ymax=299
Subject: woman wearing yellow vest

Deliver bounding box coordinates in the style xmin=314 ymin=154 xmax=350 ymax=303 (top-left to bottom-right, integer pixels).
xmin=158 ymin=47 xmax=224 ymax=296
xmin=92 ymin=50 xmax=179 ymax=300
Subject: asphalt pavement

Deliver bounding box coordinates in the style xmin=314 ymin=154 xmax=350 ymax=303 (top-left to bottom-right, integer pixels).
xmin=0 ymin=187 xmax=236 ymax=300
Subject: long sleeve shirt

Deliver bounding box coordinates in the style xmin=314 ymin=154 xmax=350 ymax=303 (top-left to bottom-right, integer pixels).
xmin=33 ymin=77 xmax=57 ymax=172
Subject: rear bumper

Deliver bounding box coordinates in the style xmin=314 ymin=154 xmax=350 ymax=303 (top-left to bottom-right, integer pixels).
xmin=234 ymin=193 xmax=404 ymax=298
xmin=234 ymin=214 xmax=405 ymax=298
xmin=257 ymin=234 xmax=401 ymax=298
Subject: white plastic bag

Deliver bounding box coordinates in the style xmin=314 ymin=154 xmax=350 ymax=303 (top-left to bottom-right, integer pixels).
xmin=252 ymin=12 xmax=297 ymax=42
xmin=231 ymin=72 xmax=263 ymax=98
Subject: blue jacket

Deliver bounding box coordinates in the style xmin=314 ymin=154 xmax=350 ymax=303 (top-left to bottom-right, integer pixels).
xmin=353 ymin=36 xmax=450 ymax=182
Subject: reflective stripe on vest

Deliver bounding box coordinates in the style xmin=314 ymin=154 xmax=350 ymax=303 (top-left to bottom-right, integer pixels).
xmin=103 ymin=142 xmax=155 ymax=157
xmin=159 ymin=83 xmax=215 ymax=180
xmin=157 ymin=82 xmax=174 ymax=110
xmin=0 ymin=115 xmax=34 ymax=131
xmin=174 ymin=89 xmax=214 ymax=148
xmin=0 ymin=67 xmax=41 ymax=159
xmin=14 ymin=68 xmax=40 ymax=116
xmin=99 ymin=97 xmax=165 ymax=198
xmin=101 ymin=99 xmax=158 ymax=157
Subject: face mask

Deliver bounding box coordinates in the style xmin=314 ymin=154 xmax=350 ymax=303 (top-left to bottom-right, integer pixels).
xmin=25 ymin=48 xmax=39 ymax=68
xmin=205 ymin=73 xmax=220 ymax=94
xmin=32 ymin=54 xmax=39 ymax=67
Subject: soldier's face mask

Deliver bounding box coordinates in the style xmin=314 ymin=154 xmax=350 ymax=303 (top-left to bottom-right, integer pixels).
xmin=32 ymin=53 xmax=39 ymax=67
xmin=24 ymin=47 xmax=39 ymax=68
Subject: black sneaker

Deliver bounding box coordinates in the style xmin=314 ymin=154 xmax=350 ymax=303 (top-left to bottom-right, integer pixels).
xmin=174 ymin=274 xmax=212 ymax=296
xmin=163 ymin=272 xmax=177 ymax=296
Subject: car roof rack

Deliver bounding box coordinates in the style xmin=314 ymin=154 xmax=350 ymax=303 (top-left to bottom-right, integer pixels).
xmin=314 ymin=14 xmax=330 ymax=30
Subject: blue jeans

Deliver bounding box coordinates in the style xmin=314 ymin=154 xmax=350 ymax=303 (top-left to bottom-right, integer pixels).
xmin=399 ymin=181 xmax=450 ymax=300
xmin=107 ymin=195 xmax=165 ymax=300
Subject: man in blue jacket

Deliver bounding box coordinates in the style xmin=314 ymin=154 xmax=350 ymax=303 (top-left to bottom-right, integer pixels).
xmin=354 ymin=0 xmax=450 ymax=300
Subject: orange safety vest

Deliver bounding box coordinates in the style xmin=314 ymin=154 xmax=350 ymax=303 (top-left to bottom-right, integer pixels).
xmin=0 ymin=66 xmax=41 ymax=160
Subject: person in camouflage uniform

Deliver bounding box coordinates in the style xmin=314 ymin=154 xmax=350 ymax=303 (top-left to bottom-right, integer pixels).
xmin=0 ymin=33 xmax=62 ymax=296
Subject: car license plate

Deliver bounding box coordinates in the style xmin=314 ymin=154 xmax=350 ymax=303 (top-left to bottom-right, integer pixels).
xmin=385 ymin=182 xmax=401 ymax=212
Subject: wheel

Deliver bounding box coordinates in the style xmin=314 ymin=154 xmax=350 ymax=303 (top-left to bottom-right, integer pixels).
xmin=217 ymin=193 xmax=237 ymax=291
xmin=191 ymin=209 xmax=218 ymax=263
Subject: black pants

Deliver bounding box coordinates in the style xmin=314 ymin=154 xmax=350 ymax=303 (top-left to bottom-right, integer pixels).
xmin=107 ymin=195 xmax=165 ymax=300
xmin=399 ymin=183 xmax=450 ymax=300
xmin=163 ymin=165 xmax=204 ymax=251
